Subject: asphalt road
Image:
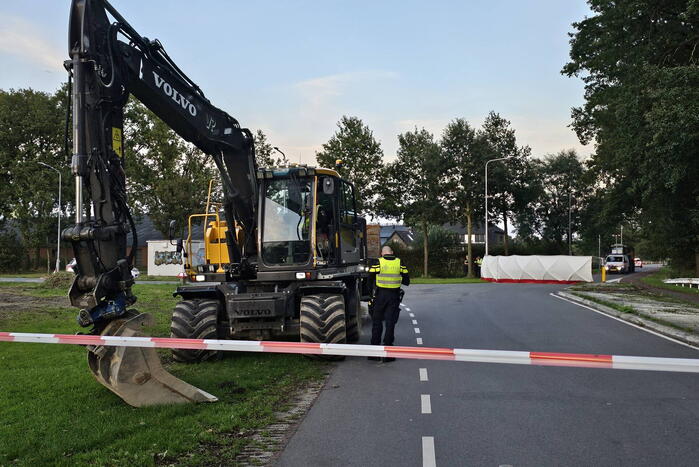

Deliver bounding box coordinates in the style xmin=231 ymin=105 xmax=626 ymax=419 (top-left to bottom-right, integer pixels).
xmin=276 ymin=277 xmax=699 ymax=466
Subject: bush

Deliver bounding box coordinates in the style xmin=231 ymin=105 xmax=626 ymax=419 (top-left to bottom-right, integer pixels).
xmin=0 ymin=230 xmax=24 ymax=272
xmin=390 ymin=226 xmax=465 ymax=278
xmin=41 ymin=271 xmax=75 ymax=289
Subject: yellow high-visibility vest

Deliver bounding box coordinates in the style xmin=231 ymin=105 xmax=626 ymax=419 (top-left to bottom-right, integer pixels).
xmin=369 ymin=257 xmax=408 ymax=289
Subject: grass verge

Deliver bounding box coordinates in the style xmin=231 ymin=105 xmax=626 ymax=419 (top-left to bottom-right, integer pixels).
xmin=0 ymin=283 xmax=327 ymax=466
xmin=411 ymin=277 xmax=486 ymax=284
xmin=641 ymin=268 xmax=699 ymax=296
xmin=569 ymin=291 xmax=694 ymax=333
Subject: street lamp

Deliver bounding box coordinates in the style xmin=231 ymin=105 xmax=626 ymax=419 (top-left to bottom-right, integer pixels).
xmin=484 ymin=156 xmax=513 ymax=256
xmin=38 ymin=162 xmax=62 ymax=273
xmin=272 ymin=147 xmax=286 ymax=165
xmin=568 ymin=187 xmax=572 ymax=255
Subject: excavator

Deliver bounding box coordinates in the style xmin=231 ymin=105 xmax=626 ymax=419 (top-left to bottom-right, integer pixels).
xmin=64 ymin=0 xmax=370 ymax=406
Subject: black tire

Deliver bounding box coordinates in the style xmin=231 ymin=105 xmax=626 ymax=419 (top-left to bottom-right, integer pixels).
xmin=300 ymin=294 xmax=346 ymax=361
xmin=170 ymin=299 xmax=224 ymax=363
xmin=346 ymin=282 xmax=361 ymax=344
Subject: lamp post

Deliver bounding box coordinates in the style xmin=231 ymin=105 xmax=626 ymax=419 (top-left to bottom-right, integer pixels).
xmin=485 ymin=156 xmax=513 ymax=256
xmin=568 ymin=180 xmax=573 ymax=255
xmin=38 ymin=162 xmax=62 ymax=273
xmin=272 ymin=147 xmax=286 ymax=165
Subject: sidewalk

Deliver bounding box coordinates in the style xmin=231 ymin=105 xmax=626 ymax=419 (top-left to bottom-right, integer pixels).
xmin=558 ymin=282 xmax=699 ymax=347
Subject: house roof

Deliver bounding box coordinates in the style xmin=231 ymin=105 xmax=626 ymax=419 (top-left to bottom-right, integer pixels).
xmin=387 ymin=230 xmax=415 ymax=245
xmin=132 ymin=215 xmax=205 ymax=246
xmin=380 ymin=224 xmax=413 ymax=244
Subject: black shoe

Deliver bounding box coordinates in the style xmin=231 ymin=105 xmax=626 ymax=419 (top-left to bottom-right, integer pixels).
xmin=382 ymin=357 xmax=396 ymax=363
xmin=367 ymin=356 xmax=381 ymax=361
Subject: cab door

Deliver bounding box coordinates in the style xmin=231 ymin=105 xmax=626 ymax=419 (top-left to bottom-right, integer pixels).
xmin=338 ymin=180 xmax=360 ymax=265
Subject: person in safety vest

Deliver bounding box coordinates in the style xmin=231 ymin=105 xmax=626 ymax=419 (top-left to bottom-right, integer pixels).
xmin=367 ymin=245 xmax=410 ymax=362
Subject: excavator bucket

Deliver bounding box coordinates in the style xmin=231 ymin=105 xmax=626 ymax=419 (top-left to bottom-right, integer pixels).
xmin=86 ymin=311 xmax=218 ymax=407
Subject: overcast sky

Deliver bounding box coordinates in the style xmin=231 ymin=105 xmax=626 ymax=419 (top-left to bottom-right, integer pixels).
xmin=0 ymin=0 xmax=592 ymax=164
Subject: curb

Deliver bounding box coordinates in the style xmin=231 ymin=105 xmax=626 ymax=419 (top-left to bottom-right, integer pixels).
xmin=557 ymin=291 xmax=699 ymax=348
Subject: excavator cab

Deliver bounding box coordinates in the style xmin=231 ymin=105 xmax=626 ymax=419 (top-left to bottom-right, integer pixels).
xmin=186 ymin=166 xmax=366 ymax=283
xmin=258 ymin=166 xmax=362 ymax=272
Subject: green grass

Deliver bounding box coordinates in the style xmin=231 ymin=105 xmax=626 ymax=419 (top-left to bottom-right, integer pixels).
xmin=411 ymin=277 xmax=487 ymax=284
xmin=0 ymin=283 xmax=327 ymax=466
xmin=0 ymin=272 xmax=48 ymax=278
xmin=641 ymin=268 xmax=699 ymax=296
xmin=137 ymin=275 xmax=180 ymax=282
xmin=0 ymin=282 xmax=69 ymax=297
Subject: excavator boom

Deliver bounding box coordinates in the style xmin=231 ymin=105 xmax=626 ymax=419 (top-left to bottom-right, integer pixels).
xmin=64 ymin=0 xmax=257 ymax=405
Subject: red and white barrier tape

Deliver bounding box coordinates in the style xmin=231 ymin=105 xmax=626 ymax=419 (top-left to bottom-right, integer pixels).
xmin=1 ymin=331 xmax=698 ymax=373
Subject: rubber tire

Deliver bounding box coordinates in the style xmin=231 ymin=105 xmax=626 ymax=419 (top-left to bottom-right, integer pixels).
xmin=300 ymin=294 xmax=346 ymax=361
xmin=346 ymin=282 xmax=361 ymax=343
xmin=170 ymin=299 xmax=223 ymax=363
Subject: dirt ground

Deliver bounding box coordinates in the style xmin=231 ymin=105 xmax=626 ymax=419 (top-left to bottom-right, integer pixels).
xmin=0 ymin=290 xmax=69 ymax=316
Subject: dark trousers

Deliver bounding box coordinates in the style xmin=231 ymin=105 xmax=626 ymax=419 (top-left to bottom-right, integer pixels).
xmin=370 ymin=288 xmax=401 ymax=346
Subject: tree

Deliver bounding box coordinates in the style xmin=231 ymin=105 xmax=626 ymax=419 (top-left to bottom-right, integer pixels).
xmin=124 ymin=98 xmax=219 ymax=236
xmin=564 ymin=0 xmax=699 ymax=274
xmin=253 ymin=129 xmax=288 ymax=168
xmin=440 ymin=118 xmax=486 ymax=277
xmin=382 ymin=128 xmax=448 ymax=277
xmin=479 ymin=112 xmax=530 ymax=255
xmin=0 ymin=86 xmax=72 ymax=269
xmin=514 ymin=150 xmax=588 ymax=253
xmin=315 ymin=116 xmax=384 ymax=216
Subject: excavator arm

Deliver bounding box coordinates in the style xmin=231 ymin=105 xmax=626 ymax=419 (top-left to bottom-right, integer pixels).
xmin=65 ymin=0 xmax=257 ymax=329
xmin=62 ymin=0 xmax=258 ymax=406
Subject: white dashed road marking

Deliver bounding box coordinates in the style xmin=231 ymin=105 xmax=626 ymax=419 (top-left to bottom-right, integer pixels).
xmin=419 ymin=368 xmax=428 ymax=381
xmin=414 ymin=328 xmax=421 ymax=334
xmin=409 ymin=313 xmax=415 ymax=318
xmin=416 ymin=338 xmax=423 ymax=345
xmin=421 ymin=394 xmax=432 ymax=414
xmin=422 ymin=436 xmax=436 ymax=467
xmin=405 ymin=307 xmax=411 ymax=312
xmin=412 ymin=320 xmax=418 ymax=325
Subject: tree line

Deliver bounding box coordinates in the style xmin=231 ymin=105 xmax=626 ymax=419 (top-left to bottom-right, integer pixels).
xmin=316 ymin=114 xmax=587 ymax=277
xmin=0 ymin=87 xmax=582 ymax=276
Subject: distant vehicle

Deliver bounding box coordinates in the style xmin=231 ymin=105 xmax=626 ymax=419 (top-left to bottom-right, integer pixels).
xmin=634 ymin=257 xmax=643 ymax=268
xmin=609 ymin=243 xmax=636 ymax=273
xmin=66 ymin=258 xmax=139 ymax=278
xmin=605 ymin=255 xmax=630 ymax=274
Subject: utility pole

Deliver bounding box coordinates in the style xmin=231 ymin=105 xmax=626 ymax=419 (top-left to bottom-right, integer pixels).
xmin=484 ymin=156 xmax=512 ymax=256
xmin=598 ymin=234 xmax=601 ymax=260
xmin=620 ymin=225 xmax=623 ymax=245
xmin=38 ymin=162 xmax=62 ymax=273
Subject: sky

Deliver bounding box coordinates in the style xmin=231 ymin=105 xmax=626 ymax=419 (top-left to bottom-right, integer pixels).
xmin=0 ymin=0 xmax=593 ymax=165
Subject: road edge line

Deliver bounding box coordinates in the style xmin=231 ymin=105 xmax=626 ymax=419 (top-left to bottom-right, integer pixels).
xmin=552 ymin=292 xmax=699 ymax=351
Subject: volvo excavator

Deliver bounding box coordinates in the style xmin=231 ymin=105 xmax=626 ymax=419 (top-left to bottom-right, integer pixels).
xmin=65 ymin=0 xmax=370 ymax=406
